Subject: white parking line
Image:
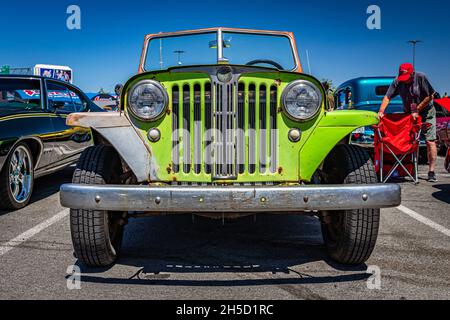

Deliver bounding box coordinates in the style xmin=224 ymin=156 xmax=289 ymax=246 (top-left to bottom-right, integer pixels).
xmin=0 ymin=208 xmax=69 ymax=257
xmin=397 ymin=205 xmax=450 ymax=237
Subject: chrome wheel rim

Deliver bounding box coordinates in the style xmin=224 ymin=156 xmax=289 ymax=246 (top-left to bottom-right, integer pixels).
xmin=8 ymin=145 xmax=33 ymax=203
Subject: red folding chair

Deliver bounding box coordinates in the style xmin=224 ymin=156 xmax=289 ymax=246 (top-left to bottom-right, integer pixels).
xmin=374 ymin=114 xmax=423 ymax=184
xmin=435 ymin=98 xmax=450 ymax=113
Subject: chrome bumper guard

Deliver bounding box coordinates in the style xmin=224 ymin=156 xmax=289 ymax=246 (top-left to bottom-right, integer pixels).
xmin=60 ymin=184 xmax=401 ymax=213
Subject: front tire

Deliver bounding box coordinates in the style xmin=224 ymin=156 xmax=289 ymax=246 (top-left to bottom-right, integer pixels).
xmin=70 ymin=145 xmax=126 ymax=267
xmin=0 ymin=143 xmax=34 ymax=210
xmin=321 ymin=144 xmax=380 ymax=265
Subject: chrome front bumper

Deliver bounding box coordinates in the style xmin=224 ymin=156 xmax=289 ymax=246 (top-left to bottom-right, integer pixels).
xmin=60 ymin=184 xmax=401 ymax=213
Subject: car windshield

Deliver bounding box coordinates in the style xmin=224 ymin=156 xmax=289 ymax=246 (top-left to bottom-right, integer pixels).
xmin=145 ymin=31 xmax=296 ymax=71
xmin=0 ymin=78 xmax=42 ymax=112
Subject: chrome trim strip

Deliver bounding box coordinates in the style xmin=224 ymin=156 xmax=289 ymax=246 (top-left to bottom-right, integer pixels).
xmin=60 ymin=183 xmax=401 ymax=212
xmin=217 ymin=28 xmax=224 ymax=62
xmin=211 ymin=74 xmax=240 ymax=179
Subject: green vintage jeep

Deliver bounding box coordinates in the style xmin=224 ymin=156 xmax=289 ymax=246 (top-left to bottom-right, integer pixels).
xmin=60 ymin=27 xmax=401 ymax=267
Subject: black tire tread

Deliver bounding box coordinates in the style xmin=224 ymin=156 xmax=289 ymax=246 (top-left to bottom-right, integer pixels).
xmin=323 ymin=144 xmax=380 ymax=265
xmin=70 ymin=145 xmax=122 ymax=267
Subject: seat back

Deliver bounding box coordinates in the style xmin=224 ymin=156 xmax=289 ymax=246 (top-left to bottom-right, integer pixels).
xmin=374 ymin=114 xmax=422 ymax=179
xmin=375 ymin=113 xmax=422 ymax=154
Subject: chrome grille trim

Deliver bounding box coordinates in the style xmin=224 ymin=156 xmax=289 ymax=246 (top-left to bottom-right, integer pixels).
xmin=170 ymin=75 xmax=279 ymax=179
xmin=212 ymin=79 xmax=239 ymax=179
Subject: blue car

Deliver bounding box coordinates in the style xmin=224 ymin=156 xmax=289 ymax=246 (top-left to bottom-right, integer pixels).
xmin=335 ymin=77 xmax=427 ymax=161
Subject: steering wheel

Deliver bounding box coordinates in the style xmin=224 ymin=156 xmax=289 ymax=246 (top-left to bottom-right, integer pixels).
xmin=246 ymin=59 xmax=284 ymax=70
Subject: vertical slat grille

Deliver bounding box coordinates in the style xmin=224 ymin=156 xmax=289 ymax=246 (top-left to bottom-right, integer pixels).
xmin=204 ymin=83 xmax=212 ymax=174
xmin=226 ymin=83 xmax=235 ymax=176
xmin=259 ymin=85 xmax=267 ymax=173
xmin=172 ymin=86 xmax=180 ymax=173
xmin=182 ymin=85 xmax=191 ymax=173
xmin=171 ymin=77 xmax=278 ymax=178
xmin=193 ymin=84 xmax=202 ymax=174
xmin=214 ymin=83 xmax=222 ymax=176
xmin=237 ymin=83 xmax=245 ymax=174
xmin=248 ymin=84 xmax=256 ymax=174
xmin=270 ymin=85 xmax=278 ymax=173
xmin=213 ymin=80 xmax=238 ymax=179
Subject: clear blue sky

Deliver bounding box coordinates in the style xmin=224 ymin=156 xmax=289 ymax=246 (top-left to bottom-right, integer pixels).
xmin=1 ymin=0 xmax=449 ymax=94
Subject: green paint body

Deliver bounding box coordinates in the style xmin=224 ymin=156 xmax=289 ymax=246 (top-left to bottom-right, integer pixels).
xmin=121 ymin=67 xmax=379 ymax=183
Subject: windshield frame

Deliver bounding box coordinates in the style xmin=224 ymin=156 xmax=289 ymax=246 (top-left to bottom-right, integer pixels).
xmin=139 ymin=27 xmax=302 ymax=73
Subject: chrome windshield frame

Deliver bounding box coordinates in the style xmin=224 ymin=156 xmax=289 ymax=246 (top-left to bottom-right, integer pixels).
xmin=139 ymin=27 xmax=303 ymax=73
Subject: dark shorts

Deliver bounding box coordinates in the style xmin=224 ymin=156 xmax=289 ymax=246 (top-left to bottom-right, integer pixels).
xmin=420 ymin=106 xmax=437 ymax=141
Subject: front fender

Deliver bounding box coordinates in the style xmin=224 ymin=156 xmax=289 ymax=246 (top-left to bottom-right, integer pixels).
xmin=299 ymin=110 xmax=379 ymax=181
xmin=66 ymin=112 xmax=156 ymax=182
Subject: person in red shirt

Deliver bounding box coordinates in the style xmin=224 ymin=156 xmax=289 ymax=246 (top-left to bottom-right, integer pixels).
xmin=378 ymin=63 xmax=437 ymax=182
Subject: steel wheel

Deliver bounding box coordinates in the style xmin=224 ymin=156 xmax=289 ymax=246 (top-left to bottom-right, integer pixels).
xmin=8 ymin=145 xmax=33 ymax=204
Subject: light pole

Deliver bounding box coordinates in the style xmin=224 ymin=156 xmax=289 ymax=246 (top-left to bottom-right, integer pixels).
xmin=407 ymin=40 xmax=422 ymax=68
xmin=174 ymin=50 xmax=186 ymax=66
xmin=306 ymin=50 xmax=312 ymax=74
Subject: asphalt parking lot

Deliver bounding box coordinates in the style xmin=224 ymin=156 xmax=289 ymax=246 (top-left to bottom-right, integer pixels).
xmin=0 ymin=158 xmax=449 ymax=300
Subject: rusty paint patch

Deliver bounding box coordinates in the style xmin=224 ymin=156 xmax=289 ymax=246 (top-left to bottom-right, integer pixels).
xmin=166 ymin=164 xmax=172 ymax=174
xmin=274 ymin=79 xmax=282 ymax=86
xmin=166 ymin=108 xmax=171 ymax=115
xmin=278 ymin=167 xmax=283 ymax=174
xmin=172 ymin=176 xmax=177 ymax=182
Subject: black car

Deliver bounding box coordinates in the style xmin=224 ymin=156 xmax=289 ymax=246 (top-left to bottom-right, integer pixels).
xmin=0 ymin=75 xmax=103 ymax=210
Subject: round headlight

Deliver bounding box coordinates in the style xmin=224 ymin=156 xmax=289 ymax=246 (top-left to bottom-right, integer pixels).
xmin=128 ymin=80 xmax=168 ymax=121
xmin=281 ymin=80 xmax=322 ymax=121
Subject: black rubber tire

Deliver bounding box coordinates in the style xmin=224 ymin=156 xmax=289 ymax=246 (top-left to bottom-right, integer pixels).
xmin=70 ymin=145 xmax=125 ymax=268
xmin=0 ymin=143 xmax=34 ymax=210
xmin=321 ymin=144 xmax=380 ymax=265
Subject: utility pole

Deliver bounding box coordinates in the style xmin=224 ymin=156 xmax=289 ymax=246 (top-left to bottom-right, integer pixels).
xmin=407 ymin=40 xmax=422 ymax=68
xmin=174 ymin=50 xmax=186 ymax=66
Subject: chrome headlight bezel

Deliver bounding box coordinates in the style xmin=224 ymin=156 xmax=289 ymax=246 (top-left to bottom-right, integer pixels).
xmin=127 ymin=80 xmax=168 ymax=121
xmin=281 ymin=80 xmax=323 ymax=122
